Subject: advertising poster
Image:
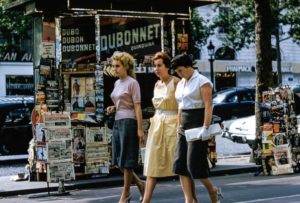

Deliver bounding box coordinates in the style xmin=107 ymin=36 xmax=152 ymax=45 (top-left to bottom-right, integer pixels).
xmin=99 ymin=17 xmax=161 ymax=60
xmin=60 ymin=17 xmax=96 ymax=62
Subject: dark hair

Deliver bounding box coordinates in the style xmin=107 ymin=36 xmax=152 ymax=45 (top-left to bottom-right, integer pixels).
xmin=152 ymin=51 xmax=172 ymax=68
xmin=170 ymin=53 xmax=193 ymax=69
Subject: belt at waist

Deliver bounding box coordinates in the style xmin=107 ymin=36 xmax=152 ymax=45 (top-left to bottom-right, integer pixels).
xmin=155 ymin=109 xmax=177 ymax=115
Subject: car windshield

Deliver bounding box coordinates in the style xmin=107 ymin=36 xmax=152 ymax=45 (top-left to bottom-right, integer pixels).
xmin=213 ymin=93 xmax=226 ymax=103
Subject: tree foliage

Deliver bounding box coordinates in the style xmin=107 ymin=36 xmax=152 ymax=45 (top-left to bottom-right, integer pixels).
xmin=190 ymin=8 xmax=210 ymax=59
xmin=211 ymin=0 xmax=300 ymax=50
xmin=0 ymin=0 xmax=32 ymax=52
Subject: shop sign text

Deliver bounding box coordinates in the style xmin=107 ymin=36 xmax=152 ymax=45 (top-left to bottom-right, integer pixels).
xmin=0 ymin=52 xmax=32 ymax=62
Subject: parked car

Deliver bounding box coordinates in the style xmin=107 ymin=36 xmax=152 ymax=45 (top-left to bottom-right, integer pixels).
xmin=222 ymin=115 xmax=256 ymax=147
xmin=0 ymin=96 xmax=34 ymax=155
xmin=213 ymin=87 xmax=255 ymax=121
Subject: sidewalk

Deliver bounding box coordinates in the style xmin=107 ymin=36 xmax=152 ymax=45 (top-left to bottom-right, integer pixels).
xmin=0 ymin=155 xmax=258 ymax=197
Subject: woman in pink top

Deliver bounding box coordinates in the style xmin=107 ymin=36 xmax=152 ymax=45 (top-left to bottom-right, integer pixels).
xmin=106 ymin=51 xmax=145 ymax=203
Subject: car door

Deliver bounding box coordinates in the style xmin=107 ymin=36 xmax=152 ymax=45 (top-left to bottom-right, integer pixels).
xmin=237 ymin=90 xmax=255 ymax=117
xmin=0 ymin=105 xmax=32 ymax=155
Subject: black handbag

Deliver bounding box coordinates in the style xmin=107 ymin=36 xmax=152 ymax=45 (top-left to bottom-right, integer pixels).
xmin=106 ymin=112 xmax=115 ymax=130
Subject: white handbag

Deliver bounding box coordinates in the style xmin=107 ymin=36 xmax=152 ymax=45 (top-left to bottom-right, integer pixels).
xmin=185 ymin=123 xmax=222 ymax=142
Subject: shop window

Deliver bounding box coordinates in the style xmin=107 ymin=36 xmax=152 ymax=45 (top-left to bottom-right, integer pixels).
xmin=6 ymin=75 xmax=34 ymax=96
xmin=215 ymin=46 xmax=236 ymax=60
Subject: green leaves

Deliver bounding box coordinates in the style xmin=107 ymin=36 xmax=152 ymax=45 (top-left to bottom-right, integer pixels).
xmin=0 ymin=0 xmax=32 ymax=52
xmin=211 ymin=0 xmax=300 ymax=49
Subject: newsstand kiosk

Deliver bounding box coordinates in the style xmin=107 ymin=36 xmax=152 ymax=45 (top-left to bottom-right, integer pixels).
xmin=6 ymin=0 xmax=219 ymax=185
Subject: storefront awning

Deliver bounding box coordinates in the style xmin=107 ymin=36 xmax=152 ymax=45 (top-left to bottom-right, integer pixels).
xmin=5 ymin=0 xmax=219 ymax=16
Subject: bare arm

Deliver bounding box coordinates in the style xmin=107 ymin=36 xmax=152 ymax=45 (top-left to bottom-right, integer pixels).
xmin=134 ymin=103 xmax=144 ymax=144
xmin=177 ymin=109 xmax=182 ymax=129
xmin=200 ymin=83 xmax=213 ymax=128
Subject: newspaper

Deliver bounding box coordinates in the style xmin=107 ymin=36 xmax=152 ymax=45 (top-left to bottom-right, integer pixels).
xmin=46 ymin=128 xmax=72 ymax=141
xmin=44 ymin=112 xmax=71 ymax=128
xmin=47 ymin=139 xmax=73 ymax=163
xmin=86 ymin=127 xmax=107 ymax=144
xmin=47 ymin=162 xmax=75 ymax=182
xmin=85 ymin=161 xmax=110 ymax=174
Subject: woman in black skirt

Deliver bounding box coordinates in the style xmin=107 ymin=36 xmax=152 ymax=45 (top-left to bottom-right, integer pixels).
xmin=170 ymin=53 xmax=222 ymax=203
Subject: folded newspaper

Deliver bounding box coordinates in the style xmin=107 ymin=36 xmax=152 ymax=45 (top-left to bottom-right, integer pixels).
xmin=185 ymin=123 xmax=222 ymax=142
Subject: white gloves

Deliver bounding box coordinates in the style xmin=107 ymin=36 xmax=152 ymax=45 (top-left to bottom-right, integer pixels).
xmin=199 ymin=127 xmax=211 ymax=141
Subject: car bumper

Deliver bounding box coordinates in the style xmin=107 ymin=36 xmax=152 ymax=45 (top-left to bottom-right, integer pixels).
xmin=222 ymin=131 xmax=254 ymax=146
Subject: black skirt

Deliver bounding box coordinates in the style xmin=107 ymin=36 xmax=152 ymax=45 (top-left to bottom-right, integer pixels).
xmin=173 ymin=108 xmax=209 ymax=179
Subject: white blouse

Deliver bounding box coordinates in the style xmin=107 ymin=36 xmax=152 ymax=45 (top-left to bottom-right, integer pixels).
xmin=175 ymin=70 xmax=213 ymax=110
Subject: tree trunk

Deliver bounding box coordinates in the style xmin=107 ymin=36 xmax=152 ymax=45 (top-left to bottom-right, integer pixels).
xmin=254 ymin=0 xmax=273 ymax=138
xmin=275 ymin=26 xmax=282 ymax=85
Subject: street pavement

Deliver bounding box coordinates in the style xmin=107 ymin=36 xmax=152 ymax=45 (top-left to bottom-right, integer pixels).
xmin=0 ymin=136 xmax=257 ymax=197
xmin=2 ymin=172 xmax=300 ymax=203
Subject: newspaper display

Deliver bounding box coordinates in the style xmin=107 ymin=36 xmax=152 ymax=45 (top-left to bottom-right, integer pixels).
xmin=272 ymin=144 xmax=294 ymax=175
xmin=43 ymin=112 xmax=74 ymax=183
xmin=46 ymin=128 xmax=72 ymax=141
xmin=85 ymin=127 xmax=110 ymax=171
xmin=47 ymin=162 xmax=75 ymax=182
xmin=47 ymin=139 xmax=73 ymax=163
xmin=44 ymin=112 xmax=71 ymax=128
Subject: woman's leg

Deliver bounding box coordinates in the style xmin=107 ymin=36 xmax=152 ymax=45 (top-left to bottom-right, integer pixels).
xmin=179 ymin=175 xmax=196 ymax=203
xmin=142 ymin=176 xmax=157 ymax=203
xmin=200 ymin=178 xmax=218 ymax=203
xmin=119 ymin=168 xmax=133 ymax=203
xmin=132 ymin=171 xmax=145 ymax=196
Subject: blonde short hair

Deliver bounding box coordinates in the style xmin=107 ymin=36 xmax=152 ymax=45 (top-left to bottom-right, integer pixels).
xmin=111 ymin=51 xmax=136 ymax=78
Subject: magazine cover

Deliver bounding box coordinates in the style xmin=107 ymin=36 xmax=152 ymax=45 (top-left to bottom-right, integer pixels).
xmin=85 ymin=77 xmax=95 ymax=96
xmin=272 ymin=144 xmax=293 ymax=175
xmin=73 ymin=127 xmax=86 ymax=164
xmin=71 ymin=96 xmax=85 ymax=111
xmin=84 ymin=96 xmax=96 ymax=112
xmin=71 ymin=77 xmax=86 ymax=97
xmin=47 ymin=162 xmax=75 ymax=182
xmin=36 ymin=146 xmax=47 ymax=161
xmin=36 ymin=123 xmax=46 ymax=145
